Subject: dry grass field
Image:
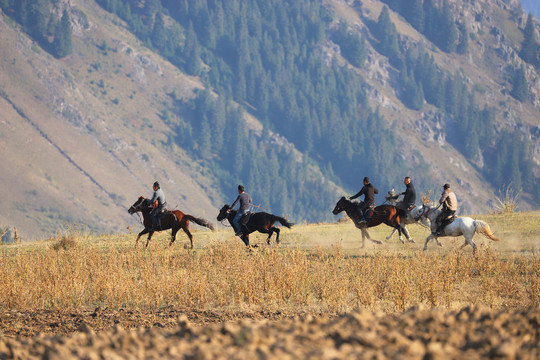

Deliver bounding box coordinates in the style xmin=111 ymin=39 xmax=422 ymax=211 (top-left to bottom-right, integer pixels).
xmin=0 ymin=211 xmax=538 ymax=358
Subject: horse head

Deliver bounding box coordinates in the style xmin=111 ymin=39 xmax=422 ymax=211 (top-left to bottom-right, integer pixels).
xmin=128 ymin=196 xmax=147 ymax=214
xmin=385 ymin=189 xmax=398 ymax=205
xmin=332 ymin=196 xmax=350 ymax=215
xmin=217 ymin=204 xmax=232 ymax=221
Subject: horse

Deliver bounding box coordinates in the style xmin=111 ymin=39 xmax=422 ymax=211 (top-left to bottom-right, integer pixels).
xmin=217 ymin=204 xmax=293 ymax=246
xmin=128 ymin=196 xmax=215 ymax=249
xmin=383 ymin=189 xmax=431 ymax=243
xmin=332 ymin=196 xmax=410 ymax=247
xmin=414 ymin=204 xmax=500 ymax=252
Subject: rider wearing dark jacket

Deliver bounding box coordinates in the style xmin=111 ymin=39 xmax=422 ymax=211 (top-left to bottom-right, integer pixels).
xmin=350 ymin=177 xmax=378 ymax=221
xmin=398 ymin=176 xmax=416 ymax=210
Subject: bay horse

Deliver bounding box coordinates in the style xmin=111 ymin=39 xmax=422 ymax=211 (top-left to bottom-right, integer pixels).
xmin=383 ymin=189 xmax=431 ymax=243
xmin=217 ymin=204 xmax=293 ymax=246
xmin=332 ymin=196 xmax=410 ymax=247
xmin=128 ymin=197 xmax=215 ymax=249
xmin=414 ymin=204 xmax=500 ymax=252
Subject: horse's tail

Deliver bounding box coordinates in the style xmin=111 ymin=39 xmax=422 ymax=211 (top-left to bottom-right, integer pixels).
xmin=272 ymin=215 xmax=294 ymax=229
xmin=185 ymin=215 xmax=216 ymax=231
xmin=474 ymin=220 xmax=500 ymax=241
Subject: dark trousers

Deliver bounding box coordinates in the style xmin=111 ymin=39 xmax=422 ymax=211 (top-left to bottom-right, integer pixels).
xmin=150 ymin=205 xmax=165 ymax=230
xmin=436 ymin=209 xmax=455 ymax=232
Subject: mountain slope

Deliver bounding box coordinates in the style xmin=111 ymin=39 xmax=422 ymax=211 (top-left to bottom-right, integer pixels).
xmin=0 ymin=0 xmax=539 ymax=240
xmin=0 ymin=3 xmax=220 ymax=239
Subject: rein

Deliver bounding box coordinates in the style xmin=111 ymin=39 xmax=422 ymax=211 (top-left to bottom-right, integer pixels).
xmin=419 ymin=204 xmax=440 ymax=219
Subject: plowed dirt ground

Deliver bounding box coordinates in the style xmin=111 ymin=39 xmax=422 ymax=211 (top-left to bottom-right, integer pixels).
xmin=0 ymin=306 xmax=538 ymax=359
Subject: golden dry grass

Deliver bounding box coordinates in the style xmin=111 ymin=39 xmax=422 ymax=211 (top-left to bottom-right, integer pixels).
xmin=0 ymin=211 xmax=538 ymax=314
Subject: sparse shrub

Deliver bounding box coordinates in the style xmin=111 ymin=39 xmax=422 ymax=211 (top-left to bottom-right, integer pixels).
xmin=50 ymin=232 xmax=78 ymax=251
xmin=493 ymin=184 xmax=519 ymax=214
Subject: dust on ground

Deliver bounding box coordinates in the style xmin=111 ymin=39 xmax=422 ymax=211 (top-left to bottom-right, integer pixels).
xmin=0 ymin=306 xmax=538 ymax=359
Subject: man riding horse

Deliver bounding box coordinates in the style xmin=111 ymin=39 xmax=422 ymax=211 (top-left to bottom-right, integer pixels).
xmin=149 ymin=181 xmax=167 ymax=231
xmin=227 ymin=184 xmax=252 ymax=236
xmin=349 ymin=177 xmax=378 ymax=222
xmin=391 ymin=176 xmax=417 ymax=219
xmin=434 ymin=183 xmax=458 ymax=236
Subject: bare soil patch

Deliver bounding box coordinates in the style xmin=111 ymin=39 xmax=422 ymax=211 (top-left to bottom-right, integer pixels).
xmin=0 ymin=306 xmax=538 ymax=359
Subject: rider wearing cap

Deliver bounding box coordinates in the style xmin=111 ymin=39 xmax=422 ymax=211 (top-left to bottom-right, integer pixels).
xmin=149 ymin=181 xmax=167 ymax=230
xmin=434 ymin=183 xmax=457 ymax=236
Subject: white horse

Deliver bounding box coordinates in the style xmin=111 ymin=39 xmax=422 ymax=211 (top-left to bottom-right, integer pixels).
xmin=384 ymin=189 xmax=430 ymax=243
xmin=415 ymin=204 xmax=501 ymax=251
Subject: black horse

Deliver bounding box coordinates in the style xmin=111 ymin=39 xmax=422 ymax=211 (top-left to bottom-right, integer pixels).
xmin=217 ymin=204 xmax=294 ymax=246
xmin=128 ymin=197 xmax=215 ymax=249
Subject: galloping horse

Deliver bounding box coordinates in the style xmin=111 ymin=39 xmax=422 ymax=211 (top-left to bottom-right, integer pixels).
xmin=383 ymin=189 xmax=431 ymax=243
xmin=414 ymin=204 xmax=500 ymax=252
xmin=332 ymin=196 xmax=410 ymax=247
xmin=217 ymin=204 xmax=293 ymax=246
xmin=128 ymin=197 xmax=215 ymax=249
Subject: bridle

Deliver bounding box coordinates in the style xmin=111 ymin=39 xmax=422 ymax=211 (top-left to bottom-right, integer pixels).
xmin=416 ymin=204 xmax=440 ymax=219
xmin=129 ymin=198 xmax=147 ymax=225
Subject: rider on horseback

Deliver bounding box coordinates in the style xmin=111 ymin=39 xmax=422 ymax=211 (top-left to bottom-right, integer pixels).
xmin=228 ymin=184 xmax=252 ymax=236
xmin=149 ymin=181 xmax=167 ymax=231
xmin=434 ymin=183 xmax=457 ymax=236
xmin=350 ymin=177 xmax=378 ymax=222
xmin=394 ymin=176 xmax=416 ymax=216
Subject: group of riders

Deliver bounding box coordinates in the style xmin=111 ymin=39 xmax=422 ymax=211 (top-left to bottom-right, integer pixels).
xmin=351 ymin=176 xmax=457 ymax=236
xmin=146 ymin=177 xmax=458 ymax=237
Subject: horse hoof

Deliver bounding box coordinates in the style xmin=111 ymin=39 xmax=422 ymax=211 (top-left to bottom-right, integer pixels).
xmin=409 ymin=239 xmax=416 ymax=243
xmin=399 ymin=238 xmax=405 ymax=244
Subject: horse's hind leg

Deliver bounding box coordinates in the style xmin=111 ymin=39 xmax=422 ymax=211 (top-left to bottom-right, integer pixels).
xmin=271 ymin=227 xmax=280 ymax=244
xmin=182 ymin=227 xmax=194 ymax=249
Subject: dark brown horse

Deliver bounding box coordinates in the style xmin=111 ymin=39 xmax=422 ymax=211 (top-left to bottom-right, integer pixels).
xmin=332 ymin=196 xmax=407 ymax=247
xmin=217 ymin=204 xmax=293 ymax=246
xmin=128 ymin=197 xmax=215 ymax=249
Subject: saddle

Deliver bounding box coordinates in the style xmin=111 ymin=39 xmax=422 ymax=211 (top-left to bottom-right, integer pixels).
xmin=441 ymin=214 xmax=456 ymax=228
xmin=241 ymin=212 xmax=251 ymax=225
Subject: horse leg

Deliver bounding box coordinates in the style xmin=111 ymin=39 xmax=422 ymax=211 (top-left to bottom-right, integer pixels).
xmin=182 ymin=227 xmax=194 ymax=249
xmin=386 ymin=228 xmax=397 ymax=241
xmin=396 ymin=226 xmax=405 ymax=244
xmin=423 ymin=234 xmax=436 ymax=251
xmin=402 ymin=226 xmax=415 ymax=243
xmin=241 ymin=234 xmax=250 ymax=246
xmin=462 ymin=235 xmax=477 ymax=253
xmin=169 ymin=227 xmax=178 ymax=247
xmin=273 ymin=227 xmax=281 ymax=244
xmin=136 ymin=229 xmax=149 ymax=248
xmin=145 ymin=231 xmax=155 ymax=249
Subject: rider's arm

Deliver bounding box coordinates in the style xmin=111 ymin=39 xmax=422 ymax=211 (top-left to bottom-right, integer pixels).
xmin=350 ymin=187 xmax=365 ymax=200
xmin=231 ymin=195 xmax=241 ymax=209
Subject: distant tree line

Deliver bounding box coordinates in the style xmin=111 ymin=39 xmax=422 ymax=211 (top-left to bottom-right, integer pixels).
xmin=0 ymin=0 xmax=72 ymax=58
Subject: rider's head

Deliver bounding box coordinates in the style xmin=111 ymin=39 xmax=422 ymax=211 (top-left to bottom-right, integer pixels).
xmin=238 ymin=184 xmax=245 ymax=193
xmin=404 ymin=176 xmax=411 ymax=184
xmin=443 ymin=183 xmax=450 ymax=190
xmin=153 ymin=181 xmax=160 ymax=190
xmin=363 ymin=177 xmax=369 ymax=184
